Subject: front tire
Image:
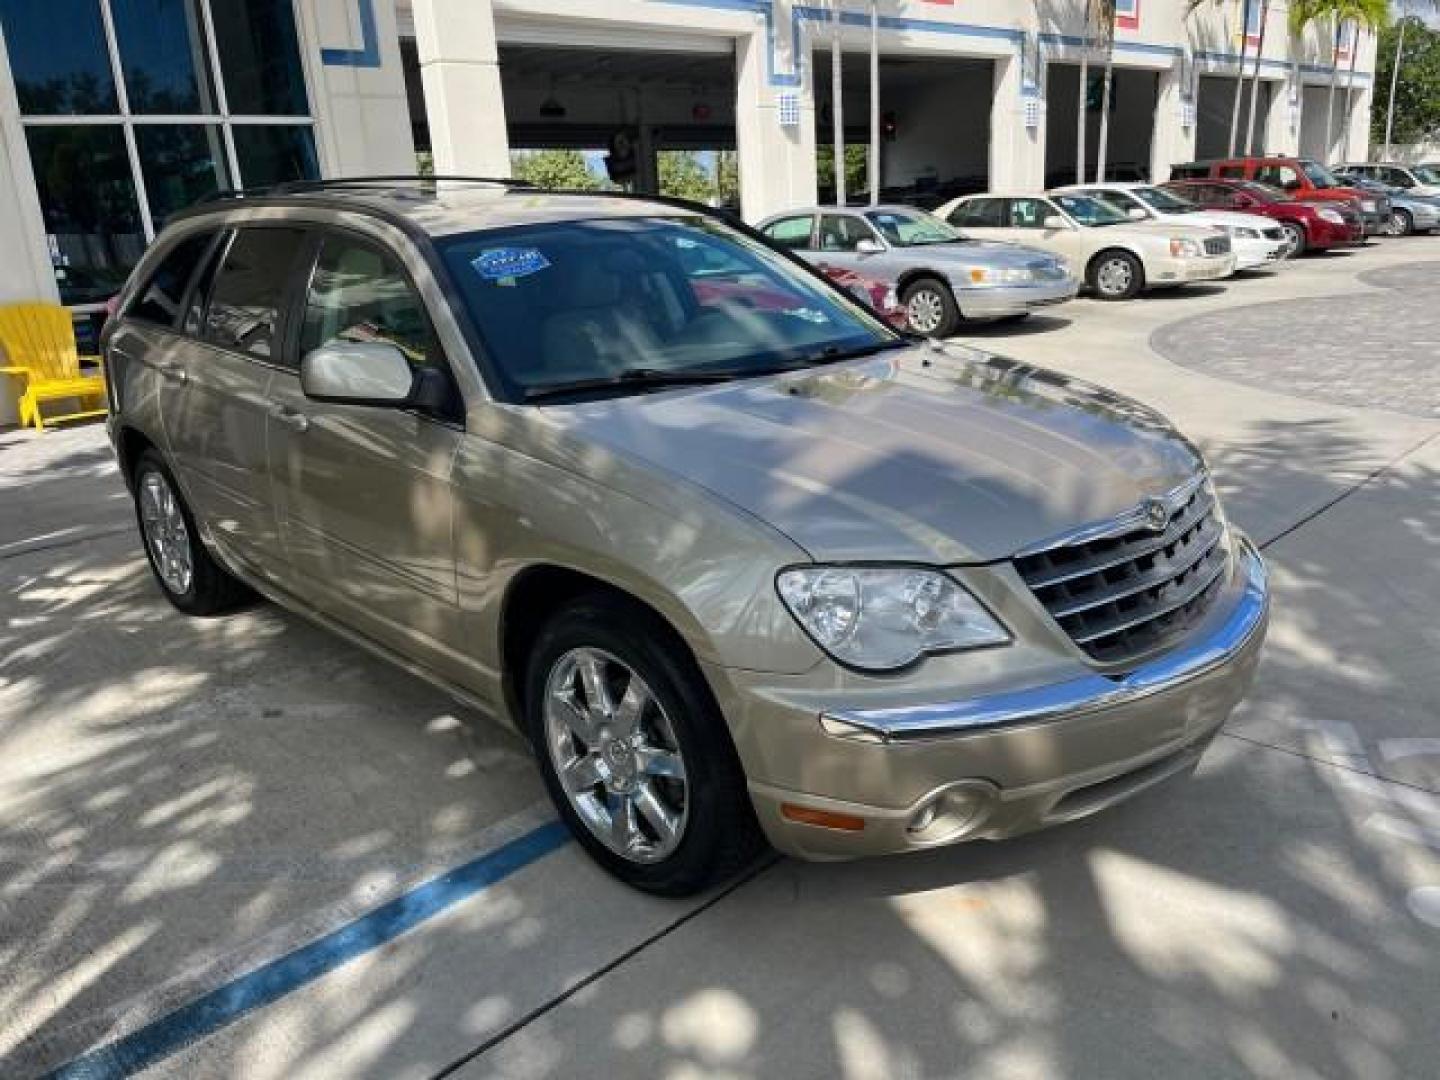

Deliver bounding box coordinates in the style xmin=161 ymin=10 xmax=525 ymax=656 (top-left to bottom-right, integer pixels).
xmin=1087 ymin=250 xmax=1144 ymax=301
xmin=1389 ymin=208 xmax=1414 ymax=237
xmin=901 ymin=278 xmax=961 ymax=337
xmin=524 ymin=594 xmax=763 ymax=896
xmin=1278 ymin=221 xmax=1307 ymax=257
xmin=132 ymin=450 xmax=251 ymax=615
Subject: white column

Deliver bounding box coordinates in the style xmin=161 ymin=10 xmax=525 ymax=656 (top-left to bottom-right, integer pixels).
xmin=296 ymin=0 xmax=416 ymax=176
xmin=1265 ymin=78 xmax=1297 ymax=156
xmin=735 ymin=25 xmax=817 ymax=221
xmin=990 ymin=53 xmax=1041 ymax=190
xmin=0 ymin=24 xmax=61 ymax=426
xmin=1343 ymin=83 xmax=1373 ymax=161
xmin=1149 ymin=63 xmax=1193 ymax=182
xmin=412 ymin=0 xmax=510 ymax=176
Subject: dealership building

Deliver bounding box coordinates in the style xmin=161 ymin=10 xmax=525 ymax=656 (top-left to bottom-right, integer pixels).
xmin=0 ymin=0 xmax=1376 ymax=416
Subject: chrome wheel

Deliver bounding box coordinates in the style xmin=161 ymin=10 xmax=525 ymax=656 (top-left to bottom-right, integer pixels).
xmin=1389 ymin=209 xmax=1413 ymax=236
xmin=139 ymin=470 xmax=193 ymax=596
xmin=543 ymin=647 xmax=689 ymax=864
xmin=905 ymin=288 xmax=946 ymax=335
xmin=1095 ymin=257 xmax=1134 ymax=296
xmin=1279 ymin=223 xmax=1304 ymax=258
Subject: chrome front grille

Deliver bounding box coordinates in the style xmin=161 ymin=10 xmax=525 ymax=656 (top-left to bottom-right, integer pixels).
xmin=1014 ymin=479 xmax=1229 ymax=667
xmin=1203 ymin=236 xmax=1231 ymax=256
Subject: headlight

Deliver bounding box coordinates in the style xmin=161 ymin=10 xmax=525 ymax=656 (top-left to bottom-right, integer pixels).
xmin=1169 ymin=237 xmax=1203 ymax=257
xmin=1318 ymin=207 xmax=1345 ymax=224
xmin=966 ymin=266 xmax=1031 ymax=286
xmin=776 ymin=566 xmax=1009 ymax=671
xmin=1360 ymin=199 xmax=1377 ymax=212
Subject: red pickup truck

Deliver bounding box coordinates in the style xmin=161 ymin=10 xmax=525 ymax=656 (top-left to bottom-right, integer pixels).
xmin=1169 ymin=157 xmax=1386 ymax=236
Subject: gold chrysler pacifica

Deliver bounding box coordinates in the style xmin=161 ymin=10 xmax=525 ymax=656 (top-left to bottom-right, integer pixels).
xmin=103 ymin=178 xmax=1269 ymax=896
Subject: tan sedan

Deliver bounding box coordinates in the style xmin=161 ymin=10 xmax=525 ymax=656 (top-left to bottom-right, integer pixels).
xmin=937 ymin=191 xmax=1238 ymax=300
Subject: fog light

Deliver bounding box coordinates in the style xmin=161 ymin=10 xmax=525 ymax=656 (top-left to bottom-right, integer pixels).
xmin=905 ymin=781 xmax=997 ymax=845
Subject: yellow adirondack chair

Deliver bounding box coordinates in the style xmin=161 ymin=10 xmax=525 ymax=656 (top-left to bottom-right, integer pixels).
xmin=0 ymin=303 xmax=107 ymax=431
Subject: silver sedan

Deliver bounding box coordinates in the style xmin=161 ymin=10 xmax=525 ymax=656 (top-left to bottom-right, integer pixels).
xmin=757 ymin=205 xmax=1079 ymax=337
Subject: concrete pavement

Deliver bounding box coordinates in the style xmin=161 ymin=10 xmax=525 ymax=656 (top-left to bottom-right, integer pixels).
xmin=2 ymin=240 xmax=1437 ymax=1079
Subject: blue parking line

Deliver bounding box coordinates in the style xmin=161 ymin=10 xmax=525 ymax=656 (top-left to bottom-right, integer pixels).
xmin=49 ymin=821 xmax=571 ymax=1080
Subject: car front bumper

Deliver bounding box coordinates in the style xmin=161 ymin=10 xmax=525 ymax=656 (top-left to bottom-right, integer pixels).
xmin=1232 ymin=236 xmax=1289 ymax=270
xmin=722 ymin=536 xmax=1269 ymax=860
xmin=956 ymin=278 xmax=1080 ymax=318
xmin=1150 ymin=252 xmax=1237 ymax=284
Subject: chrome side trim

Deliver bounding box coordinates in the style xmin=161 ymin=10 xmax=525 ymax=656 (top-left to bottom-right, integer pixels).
xmin=819 ymin=536 xmax=1268 ymax=744
xmin=1015 ymin=472 xmax=1209 ymax=558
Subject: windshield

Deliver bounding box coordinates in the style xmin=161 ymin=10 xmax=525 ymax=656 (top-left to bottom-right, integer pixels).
xmin=1414 ymin=166 xmax=1440 ymax=184
xmin=1134 ymin=185 xmax=1198 ymax=213
xmin=438 ymin=215 xmax=896 ymax=400
xmin=1052 ymin=194 xmax=1130 ymax=227
xmin=864 ymin=208 xmax=963 ymax=246
xmin=1301 ymin=160 xmax=1341 ymax=188
xmin=1240 ymin=181 xmax=1289 ymax=202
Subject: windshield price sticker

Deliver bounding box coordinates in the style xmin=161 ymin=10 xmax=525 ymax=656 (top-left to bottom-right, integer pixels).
xmin=473 ymin=247 xmax=551 ymax=284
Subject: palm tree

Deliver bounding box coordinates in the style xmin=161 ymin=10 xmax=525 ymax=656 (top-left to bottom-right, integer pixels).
xmin=1292 ymin=0 xmax=1386 ymax=161
xmin=1185 ymin=0 xmax=1249 ymax=157
xmin=1087 ymin=0 xmax=1117 ymax=182
xmin=1243 ymin=0 xmax=1273 ymax=154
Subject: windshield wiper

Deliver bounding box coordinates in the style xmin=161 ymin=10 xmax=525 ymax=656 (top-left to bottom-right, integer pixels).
xmin=522 ymin=367 xmax=746 ymax=403
xmin=792 ymin=338 xmax=910 ymax=366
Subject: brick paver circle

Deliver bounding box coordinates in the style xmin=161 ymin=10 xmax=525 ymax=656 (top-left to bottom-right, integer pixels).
xmin=1151 ymin=261 xmax=1440 ymax=418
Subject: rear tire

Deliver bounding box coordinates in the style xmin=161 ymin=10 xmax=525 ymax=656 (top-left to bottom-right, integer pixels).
xmin=524 ymin=594 xmax=763 ymax=896
xmin=132 ymin=450 xmax=251 ymax=616
xmin=1389 ymin=208 xmax=1414 ymax=237
xmin=1278 ymin=221 xmax=1307 ymax=257
xmin=1086 ymin=250 xmax=1144 ymax=301
xmin=901 ymin=278 xmax=961 ymax=337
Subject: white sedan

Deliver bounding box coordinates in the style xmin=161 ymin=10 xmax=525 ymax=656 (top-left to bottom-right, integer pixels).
xmin=937 ymin=192 xmax=1236 ymax=301
xmin=1056 ymin=182 xmax=1289 ymax=271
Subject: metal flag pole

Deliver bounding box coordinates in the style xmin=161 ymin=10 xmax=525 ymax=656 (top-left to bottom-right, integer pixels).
xmin=868 ymin=0 xmax=879 ymax=206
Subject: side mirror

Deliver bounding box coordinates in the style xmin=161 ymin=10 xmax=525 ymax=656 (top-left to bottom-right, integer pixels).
xmin=1127 ymin=207 xmax=1148 ymax=221
xmin=856 ymin=237 xmax=886 ymax=254
xmin=1042 ymin=215 xmax=1068 ymax=230
xmin=301 ymin=340 xmax=415 ymax=407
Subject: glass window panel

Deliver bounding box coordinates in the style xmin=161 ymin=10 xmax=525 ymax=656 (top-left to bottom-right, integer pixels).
xmin=209 ymin=0 xmax=308 ymax=116
xmin=25 ymin=126 xmax=144 ymax=305
xmin=203 ymin=227 xmax=308 ymax=359
xmin=0 ymin=0 xmax=117 ymax=114
xmin=232 ymin=125 xmax=318 ymax=187
xmin=129 ymin=229 xmax=215 ymax=326
xmin=110 ymin=0 xmax=218 ymax=114
xmin=135 ymin=125 xmax=231 ymax=225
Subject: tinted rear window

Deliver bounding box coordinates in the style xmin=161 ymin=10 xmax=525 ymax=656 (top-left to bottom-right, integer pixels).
xmin=128 ymin=231 xmax=215 ymax=327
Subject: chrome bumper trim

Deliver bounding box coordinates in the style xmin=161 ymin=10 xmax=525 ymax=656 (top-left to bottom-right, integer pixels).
xmin=820 ymin=536 xmax=1268 ymax=744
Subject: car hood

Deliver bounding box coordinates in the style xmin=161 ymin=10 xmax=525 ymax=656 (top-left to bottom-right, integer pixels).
xmin=1184 ymin=210 xmax=1277 ymax=231
xmin=544 ymin=344 xmax=1204 ymax=564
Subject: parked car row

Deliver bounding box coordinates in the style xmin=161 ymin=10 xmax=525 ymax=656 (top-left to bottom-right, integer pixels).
xmin=757 ymin=154 xmax=1438 ymax=334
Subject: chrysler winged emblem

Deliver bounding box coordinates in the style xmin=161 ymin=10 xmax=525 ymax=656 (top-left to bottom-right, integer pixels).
xmin=1143 ymin=497 xmax=1171 ymax=531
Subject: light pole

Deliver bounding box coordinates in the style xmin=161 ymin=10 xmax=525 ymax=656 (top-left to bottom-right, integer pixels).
xmin=1384 ymin=16 xmax=1408 ymax=159
xmin=869 ymin=0 xmax=880 ymax=206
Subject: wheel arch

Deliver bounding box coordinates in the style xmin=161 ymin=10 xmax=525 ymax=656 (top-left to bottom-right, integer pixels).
xmin=1085 ymin=246 xmax=1147 ymax=290
xmin=498 ymin=564 xmax=712 ymax=731
xmin=115 ymin=424 xmax=160 ymax=491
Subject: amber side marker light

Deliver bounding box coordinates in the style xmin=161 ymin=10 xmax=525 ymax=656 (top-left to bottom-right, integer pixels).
xmin=781 ymin=804 xmax=866 ymax=832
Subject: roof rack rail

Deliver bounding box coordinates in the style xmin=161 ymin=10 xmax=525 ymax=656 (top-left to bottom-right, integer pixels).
xmin=194 ymin=175 xmax=534 ymax=205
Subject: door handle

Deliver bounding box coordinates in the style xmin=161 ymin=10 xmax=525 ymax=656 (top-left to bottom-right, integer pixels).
xmin=271 ymin=405 xmax=310 ymax=433
xmin=155 ymin=362 xmax=188 ymax=385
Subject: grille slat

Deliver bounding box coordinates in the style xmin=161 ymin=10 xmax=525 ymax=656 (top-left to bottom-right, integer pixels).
xmin=1021 ymin=487 xmax=1216 ymax=589
xmin=1014 ymin=478 xmax=1229 ymax=666
xmin=1203 ymin=236 xmax=1230 ymax=256
xmin=1047 ymin=516 xmax=1223 ymax=619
